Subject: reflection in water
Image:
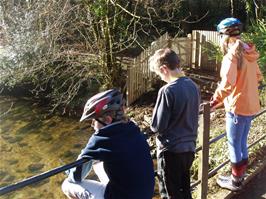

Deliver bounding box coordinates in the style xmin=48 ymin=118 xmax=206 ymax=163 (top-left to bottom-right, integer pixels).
xmin=0 ymin=96 xmax=93 ymax=199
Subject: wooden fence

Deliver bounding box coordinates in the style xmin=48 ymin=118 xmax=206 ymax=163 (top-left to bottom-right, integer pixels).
xmin=191 ymin=30 xmax=221 ymax=71
xmin=126 ymin=33 xmax=171 ymax=105
xmin=126 ymin=30 xmax=221 ymax=105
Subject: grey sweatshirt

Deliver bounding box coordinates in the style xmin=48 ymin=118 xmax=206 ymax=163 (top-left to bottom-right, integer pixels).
xmin=151 ymin=76 xmax=200 ymax=155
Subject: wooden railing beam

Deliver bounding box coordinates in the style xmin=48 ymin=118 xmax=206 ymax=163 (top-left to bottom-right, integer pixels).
xmin=197 ymin=103 xmax=210 ymax=199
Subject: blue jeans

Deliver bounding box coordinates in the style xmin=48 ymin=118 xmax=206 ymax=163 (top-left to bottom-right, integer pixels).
xmin=226 ymin=112 xmax=254 ymax=164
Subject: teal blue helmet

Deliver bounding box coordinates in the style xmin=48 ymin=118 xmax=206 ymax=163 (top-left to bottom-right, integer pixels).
xmin=217 ymin=18 xmax=242 ymax=36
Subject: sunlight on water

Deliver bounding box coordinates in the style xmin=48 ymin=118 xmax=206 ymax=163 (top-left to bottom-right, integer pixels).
xmin=0 ymin=96 xmax=93 ymax=199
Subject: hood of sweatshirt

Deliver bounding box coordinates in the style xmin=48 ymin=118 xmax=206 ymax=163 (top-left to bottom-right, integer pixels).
xmin=227 ymin=38 xmax=259 ymax=62
xmin=243 ymin=43 xmax=259 ymax=62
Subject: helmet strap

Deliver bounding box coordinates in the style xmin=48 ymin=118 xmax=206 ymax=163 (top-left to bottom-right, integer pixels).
xmin=95 ymin=118 xmax=107 ymax=126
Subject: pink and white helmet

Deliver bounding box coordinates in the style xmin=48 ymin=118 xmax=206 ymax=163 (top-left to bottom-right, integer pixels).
xmin=80 ymin=89 xmax=123 ymax=122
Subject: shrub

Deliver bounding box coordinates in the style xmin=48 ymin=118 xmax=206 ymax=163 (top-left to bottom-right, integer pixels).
xmin=242 ymin=19 xmax=266 ymax=81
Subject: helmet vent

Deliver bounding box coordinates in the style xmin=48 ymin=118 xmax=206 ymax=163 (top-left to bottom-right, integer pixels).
xmin=80 ymin=88 xmax=123 ymax=122
xmin=95 ymin=98 xmax=109 ymax=115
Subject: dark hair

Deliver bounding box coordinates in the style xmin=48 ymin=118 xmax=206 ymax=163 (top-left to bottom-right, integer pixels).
xmin=149 ymin=48 xmax=180 ymax=71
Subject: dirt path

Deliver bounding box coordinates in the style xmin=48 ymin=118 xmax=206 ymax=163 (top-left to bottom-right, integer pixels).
xmin=232 ymin=166 xmax=266 ymax=199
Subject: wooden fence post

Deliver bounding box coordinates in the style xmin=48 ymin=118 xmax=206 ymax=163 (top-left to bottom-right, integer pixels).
xmin=197 ymin=103 xmax=210 ymax=199
xmin=167 ymin=35 xmax=172 ymax=49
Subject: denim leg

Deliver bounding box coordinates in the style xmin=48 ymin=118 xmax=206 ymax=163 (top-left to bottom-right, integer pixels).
xmin=226 ymin=112 xmax=245 ymax=163
xmin=226 ymin=112 xmax=254 ymax=164
xmin=240 ymin=116 xmax=253 ymax=160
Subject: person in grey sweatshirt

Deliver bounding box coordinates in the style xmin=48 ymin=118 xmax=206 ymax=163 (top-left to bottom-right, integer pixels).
xmin=149 ymin=48 xmax=200 ymax=199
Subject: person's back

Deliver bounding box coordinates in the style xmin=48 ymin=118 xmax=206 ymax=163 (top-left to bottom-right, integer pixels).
xmin=220 ymin=40 xmax=262 ymax=115
xmin=84 ymin=121 xmax=155 ymax=199
xmin=62 ymin=89 xmax=155 ymax=199
xmin=153 ymin=76 xmax=199 ymax=153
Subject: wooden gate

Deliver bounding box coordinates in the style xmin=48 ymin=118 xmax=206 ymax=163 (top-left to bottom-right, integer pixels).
xmin=126 ymin=33 xmax=171 ymax=105
xmin=126 ymin=30 xmax=221 ymax=105
xmin=191 ymin=30 xmax=221 ymax=72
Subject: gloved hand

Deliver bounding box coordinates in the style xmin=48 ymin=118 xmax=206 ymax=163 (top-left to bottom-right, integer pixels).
xmin=210 ymin=97 xmax=219 ymax=108
xmin=258 ymin=81 xmax=265 ymax=91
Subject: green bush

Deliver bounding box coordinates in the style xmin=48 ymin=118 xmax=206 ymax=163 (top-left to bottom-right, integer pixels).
xmin=242 ymin=19 xmax=266 ymax=81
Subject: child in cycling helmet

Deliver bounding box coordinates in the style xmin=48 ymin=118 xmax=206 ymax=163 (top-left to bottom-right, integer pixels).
xmin=61 ymin=89 xmax=155 ymax=199
xmin=210 ymin=17 xmax=263 ymax=191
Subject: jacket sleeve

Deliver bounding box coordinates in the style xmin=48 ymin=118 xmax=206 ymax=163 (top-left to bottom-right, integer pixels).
xmin=67 ymin=157 xmax=93 ymax=182
xmin=256 ymin=64 xmax=263 ymax=82
xmin=150 ymin=87 xmax=173 ymax=135
xmin=212 ymin=53 xmax=237 ymax=102
xmin=66 ymin=135 xmax=105 ymax=182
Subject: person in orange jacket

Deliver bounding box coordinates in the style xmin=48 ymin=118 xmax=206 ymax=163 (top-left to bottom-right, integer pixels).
xmin=210 ymin=17 xmax=263 ymax=191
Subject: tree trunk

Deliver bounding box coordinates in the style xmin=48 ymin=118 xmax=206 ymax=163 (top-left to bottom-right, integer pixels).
xmin=230 ymin=0 xmax=234 ymax=16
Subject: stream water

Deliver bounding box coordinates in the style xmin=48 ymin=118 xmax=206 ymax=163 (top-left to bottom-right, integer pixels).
xmin=0 ymin=96 xmax=93 ymax=199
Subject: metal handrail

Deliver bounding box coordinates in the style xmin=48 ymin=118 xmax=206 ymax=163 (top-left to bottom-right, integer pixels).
xmin=196 ymin=108 xmax=265 ymax=153
xmin=0 ymin=158 xmax=89 ymax=196
xmin=192 ymin=133 xmax=266 ymax=189
xmin=196 ymin=133 xmax=226 ymax=153
xmin=192 ymin=108 xmax=266 ymax=190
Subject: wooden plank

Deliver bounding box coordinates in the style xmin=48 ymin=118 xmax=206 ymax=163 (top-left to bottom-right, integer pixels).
xmin=197 ymin=103 xmax=210 ymax=199
xmin=195 ymin=31 xmax=200 ymax=69
xmin=129 ymin=67 xmax=134 ymax=104
xmin=188 ymin=33 xmax=192 ymax=67
xmin=196 ymin=30 xmax=221 ymax=72
xmin=126 ymin=66 xmax=130 ymax=106
xmin=200 ymin=34 xmax=208 ymax=70
xmin=172 ymin=37 xmax=192 ymax=68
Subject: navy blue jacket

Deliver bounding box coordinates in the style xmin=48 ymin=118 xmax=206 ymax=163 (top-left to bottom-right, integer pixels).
xmin=74 ymin=121 xmax=155 ymax=199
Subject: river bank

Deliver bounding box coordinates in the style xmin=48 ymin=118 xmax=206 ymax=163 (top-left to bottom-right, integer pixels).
xmin=1 ymin=93 xmax=265 ymax=199
xmin=0 ymin=96 xmax=94 ymax=199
